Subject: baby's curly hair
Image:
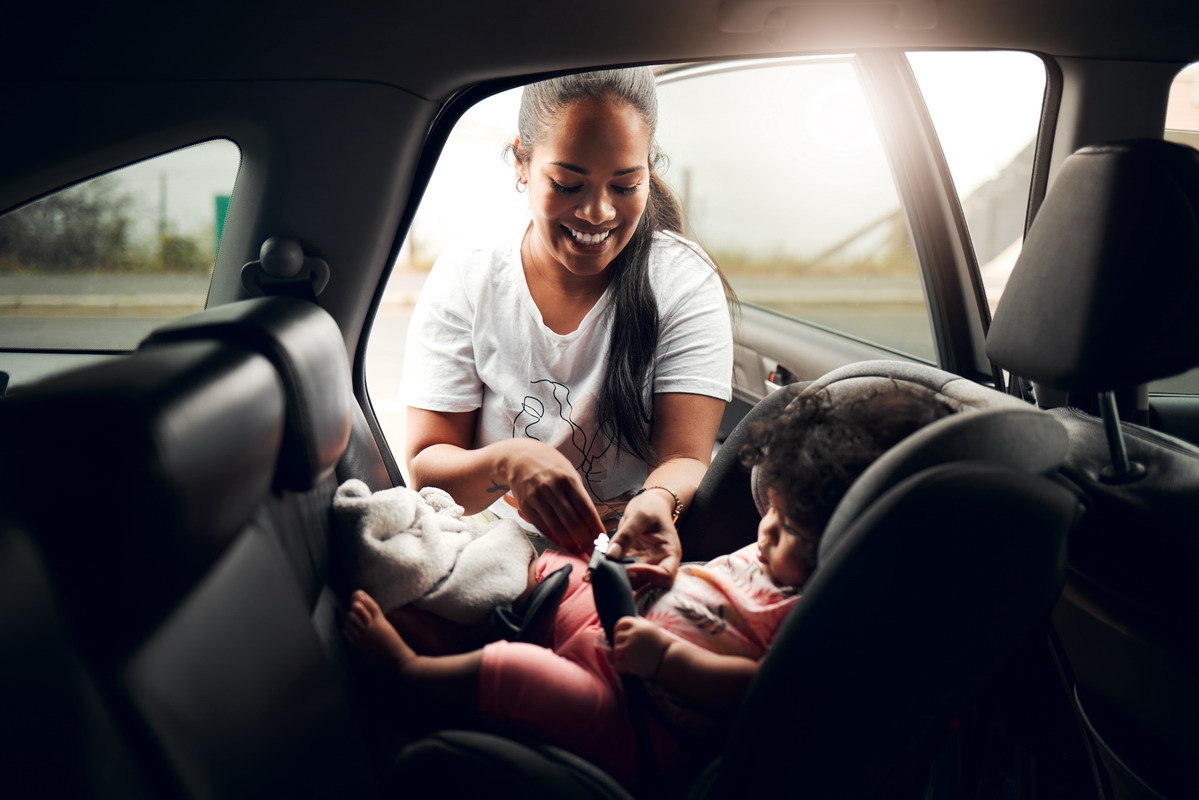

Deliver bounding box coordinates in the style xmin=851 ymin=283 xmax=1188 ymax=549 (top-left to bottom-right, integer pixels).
xmin=741 ymin=381 xmax=954 ymax=571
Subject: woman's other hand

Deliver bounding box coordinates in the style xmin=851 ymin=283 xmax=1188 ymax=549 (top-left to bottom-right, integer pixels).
xmin=606 ymin=488 xmax=681 ymax=589
xmin=498 ymin=438 xmax=605 ymax=557
xmin=612 ymin=616 xmax=672 ymax=679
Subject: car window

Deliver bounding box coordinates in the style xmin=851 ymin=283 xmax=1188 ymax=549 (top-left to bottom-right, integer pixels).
xmin=1155 ymin=61 xmax=1199 ymax=394
xmin=906 ymin=50 xmax=1046 ymax=313
xmin=366 ymin=89 xmax=525 ymax=471
xmin=0 ymin=140 xmax=240 ymax=352
xmin=653 ymin=58 xmax=933 ymax=362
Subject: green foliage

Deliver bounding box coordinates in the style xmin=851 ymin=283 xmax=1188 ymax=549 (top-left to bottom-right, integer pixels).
xmin=0 ymin=176 xmax=212 ymax=275
xmin=159 ymin=235 xmax=206 ymax=273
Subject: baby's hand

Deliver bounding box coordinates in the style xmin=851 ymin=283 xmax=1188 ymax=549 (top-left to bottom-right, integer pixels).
xmin=612 ymin=616 xmax=671 ymax=680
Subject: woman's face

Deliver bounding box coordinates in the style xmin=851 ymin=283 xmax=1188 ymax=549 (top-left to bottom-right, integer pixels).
xmin=517 ymin=98 xmax=652 ymax=279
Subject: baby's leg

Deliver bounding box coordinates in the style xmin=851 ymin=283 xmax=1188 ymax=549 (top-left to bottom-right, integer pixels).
xmin=343 ymin=590 xmax=484 ymax=717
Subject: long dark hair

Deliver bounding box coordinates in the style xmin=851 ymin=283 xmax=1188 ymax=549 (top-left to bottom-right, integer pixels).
xmin=512 ymin=68 xmax=729 ymax=462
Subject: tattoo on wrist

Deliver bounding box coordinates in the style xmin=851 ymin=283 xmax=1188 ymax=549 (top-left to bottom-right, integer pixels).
xmin=487 ymin=481 xmax=510 ymax=494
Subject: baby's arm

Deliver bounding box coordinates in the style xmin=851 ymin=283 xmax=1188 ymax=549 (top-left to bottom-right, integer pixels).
xmin=611 ymin=616 xmax=758 ymax=712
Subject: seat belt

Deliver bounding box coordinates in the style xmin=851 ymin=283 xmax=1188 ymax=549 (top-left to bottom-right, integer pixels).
xmin=589 ymin=549 xmax=660 ymax=787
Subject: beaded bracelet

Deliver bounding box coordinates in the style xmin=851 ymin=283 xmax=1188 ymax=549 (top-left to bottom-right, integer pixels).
xmin=632 ymin=485 xmax=683 ymax=522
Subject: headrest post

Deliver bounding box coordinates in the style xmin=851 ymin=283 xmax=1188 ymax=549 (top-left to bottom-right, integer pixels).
xmin=1097 ymin=390 xmax=1146 ymax=484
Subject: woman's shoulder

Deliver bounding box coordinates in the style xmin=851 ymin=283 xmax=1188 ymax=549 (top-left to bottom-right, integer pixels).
xmin=647 ymin=230 xmax=724 ymax=295
xmin=650 ymin=229 xmax=710 ymax=260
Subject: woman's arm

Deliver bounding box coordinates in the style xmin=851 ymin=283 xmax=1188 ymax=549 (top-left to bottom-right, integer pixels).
xmin=612 ymin=616 xmax=758 ymax=712
xmin=406 ymin=407 xmax=604 ymax=556
xmin=607 ymin=392 xmax=726 ymax=585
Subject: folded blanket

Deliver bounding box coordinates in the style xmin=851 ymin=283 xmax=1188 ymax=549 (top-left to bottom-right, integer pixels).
xmin=333 ymin=479 xmax=535 ymax=625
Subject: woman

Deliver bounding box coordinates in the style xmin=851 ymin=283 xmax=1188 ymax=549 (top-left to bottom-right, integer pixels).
xmin=402 ymin=68 xmax=734 ymax=583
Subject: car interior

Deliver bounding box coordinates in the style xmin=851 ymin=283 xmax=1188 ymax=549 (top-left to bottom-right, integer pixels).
xmin=3 ymin=1 xmax=1199 ymax=798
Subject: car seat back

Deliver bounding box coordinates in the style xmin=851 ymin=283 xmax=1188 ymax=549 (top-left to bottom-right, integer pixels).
xmin=0 ymin=341 xmax=379 ymax=799
xmin=141 ymin=297 xmax=363 ymax=606
xmin=141 ymin=295 xmax=408 ymax=767
xmin=0 ymin=517 xmax=156 ymax=799
xmin=986 ymin=138 xmax=1199 ymax=798
xmin=697 ymin=362 xmax=1078 ymax=797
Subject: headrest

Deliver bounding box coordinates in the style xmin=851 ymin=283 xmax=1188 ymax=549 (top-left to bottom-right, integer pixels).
xmin=0 ymin=343 xmax=285 ymax=660
xmin=986 ymin=139 xmax=1199 ymax=392
xmin=142 ymin=297 xmax=352 ymax=491
xmin=748 ymin=360 xmax=1068 ymax=565
xmin=749 ymin=360 xmax=1031 ymax=514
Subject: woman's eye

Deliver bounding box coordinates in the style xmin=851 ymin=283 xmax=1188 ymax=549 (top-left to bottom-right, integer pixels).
xmin=549 ymin=178 xmax=582 ymax=195
xmin=612 ymin=183 xmax=642 ymax=196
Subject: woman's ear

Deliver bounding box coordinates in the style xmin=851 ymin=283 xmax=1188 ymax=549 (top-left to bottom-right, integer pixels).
xmin=513 ymin=138 xmax=526 ymax=177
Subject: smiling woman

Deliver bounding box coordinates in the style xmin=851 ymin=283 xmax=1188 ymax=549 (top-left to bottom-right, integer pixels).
xmin=399 ymin=68 xmax=735 ymax=579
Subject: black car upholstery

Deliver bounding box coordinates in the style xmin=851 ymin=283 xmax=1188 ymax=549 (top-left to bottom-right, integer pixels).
xmin=0 ymin=321 xmax=381 ymax=798
xmin=987 ymin=138 xmax=1199 ymax=799
xmin=0 ymin=516 xmax=155 ymax=799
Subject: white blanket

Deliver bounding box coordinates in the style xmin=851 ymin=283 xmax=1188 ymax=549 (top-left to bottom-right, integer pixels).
xmin=334 ymin=479 xmax=535 ymax=625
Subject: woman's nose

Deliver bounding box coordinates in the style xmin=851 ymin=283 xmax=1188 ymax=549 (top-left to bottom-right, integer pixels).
xmin=577 ymin=190 xmax=615 ymax=225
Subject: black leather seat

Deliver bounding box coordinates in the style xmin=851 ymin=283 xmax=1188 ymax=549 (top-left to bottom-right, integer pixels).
xmin=139 ymin=295 xmax=414 ymax=769
xmin=987 ymin=139 xmax=1199 ymax=799
xmin=0 ymin=340 xmax=379 ymax=799
xmin=390 ymin=360 xmax=1080 ymax=798
xmin=0 ymin=517 xmax=155 ymax=799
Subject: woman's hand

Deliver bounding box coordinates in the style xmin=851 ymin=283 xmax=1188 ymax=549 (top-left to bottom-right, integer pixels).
xmin=498 ymin=438 xmax=605 ymax=557
xmin=606 ymin=488 xmax=681 ymax=588
xmin=612 ymin=616 xmax=672 ymax=679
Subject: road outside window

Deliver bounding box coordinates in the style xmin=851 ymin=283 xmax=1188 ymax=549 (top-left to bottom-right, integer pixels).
xmin=0 ymin=140 xmax=240 ymax=352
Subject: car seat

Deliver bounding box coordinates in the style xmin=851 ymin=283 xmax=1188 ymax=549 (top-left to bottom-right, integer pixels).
xmin=0 ymin=516 xmax=155 ymax=799
xmin=388 ymin=360 xmax=1081 ymax=799
xmin=0 ymin=340 xmax=380 ymax=799
xmin=986 ymin=138 xmax=1199 ymax=800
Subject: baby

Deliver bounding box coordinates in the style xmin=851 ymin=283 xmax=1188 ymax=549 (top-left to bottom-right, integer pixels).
xmin=343 ymin=381 xmax=952 ymax=789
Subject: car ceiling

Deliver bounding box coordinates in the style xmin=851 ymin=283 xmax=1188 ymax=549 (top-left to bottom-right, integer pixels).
xmin=3 ymin=0 xmax=1197 ymax=359
xmin=6 ymin=1 xmax=1199 ymax=96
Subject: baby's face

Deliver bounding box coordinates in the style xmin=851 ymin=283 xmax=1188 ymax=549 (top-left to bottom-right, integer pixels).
xmin=756 ymin=488 xmax=813 ymax=588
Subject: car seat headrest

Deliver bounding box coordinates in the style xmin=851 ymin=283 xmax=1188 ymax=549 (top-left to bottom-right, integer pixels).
xmin=142 ymin=297 xmax=352 ymax=491
xmin=747 ymin=360 xmax=1068 ymax=567
xmin=0 ymin=343 xmax=285 ymax=660
xmin=986 ymin=139 xmax=1199 ymax=392
xmin=749 ymin=360 xmax=1032 ymax=514
xmin=818 ymin=407 xmax=1068 ymax=564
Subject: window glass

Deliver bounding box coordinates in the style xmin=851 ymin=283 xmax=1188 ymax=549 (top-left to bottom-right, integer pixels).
xmin=1154 ymin=61 xmax=1199 ymax=394
xmin=366 ymin=90 xmax=524 ymax=468
xmin=654 ymin=58 xmax=933 ymax=361
xmin=907 ymin=50 xmax=1046 ymax=313
xmin=0 ymin=140 xmax=240 ymax=352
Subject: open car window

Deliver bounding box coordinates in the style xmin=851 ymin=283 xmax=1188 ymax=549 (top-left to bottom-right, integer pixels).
xmin=1154 ymin=61 xmax=1199 ymax=395
xmin=366 ymin=53 xmax=1048 ymax=460
xmin=0 ymin=139 xmax=240 ymax=353
xmin=907 ymin=50 xmax=1045 ymax=313
xmin=654 ymin=57 xmax=933 ymax=362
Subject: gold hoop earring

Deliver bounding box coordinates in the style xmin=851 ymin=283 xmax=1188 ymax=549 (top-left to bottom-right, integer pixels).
xmin=516 ymin=179 xmax=527 ymax=193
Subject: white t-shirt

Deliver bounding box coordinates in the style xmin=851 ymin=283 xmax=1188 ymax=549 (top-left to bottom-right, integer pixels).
xmin=402 ymin=226 xmax=733 ymax=532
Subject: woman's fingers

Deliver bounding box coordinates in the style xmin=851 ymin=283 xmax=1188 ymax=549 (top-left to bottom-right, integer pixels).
xmin=518 ymin=478 xmax=603 ymax=556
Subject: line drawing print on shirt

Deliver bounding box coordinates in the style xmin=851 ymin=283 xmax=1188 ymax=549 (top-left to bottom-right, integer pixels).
xmin=512 ymin=378 xmax=622 ymax=507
